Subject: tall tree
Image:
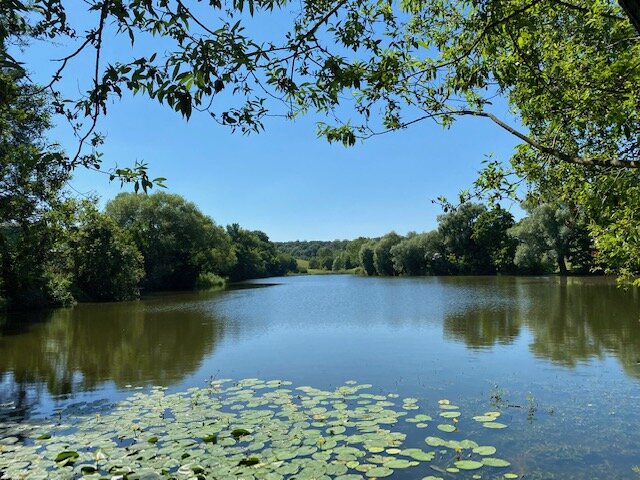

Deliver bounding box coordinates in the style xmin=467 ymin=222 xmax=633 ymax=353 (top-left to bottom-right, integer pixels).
xmin=508 ymin=203 xmax=593 ymax=275
xmin=0 ymin=71 xmax=72 ymax=309
xmin=437 ymin=203 xmax=492 ymax=274
xmin=358 ymin=243 xmax=376 ymax=276
xmin=72 ymin=203 xmax=144 ymax=301
xmin=106 ymin=192 xmax=235 ymax=290
xmin=373 ymin=232 xmax=403 ymax=276
xmin=472 ymin=208 xmax=517 ymax=274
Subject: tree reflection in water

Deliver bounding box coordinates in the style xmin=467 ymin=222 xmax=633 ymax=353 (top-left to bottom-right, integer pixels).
xmin=0 ymin=292 xmax=226 ymax=419
xmin=442 ymin=277 xmax=640 ymax=378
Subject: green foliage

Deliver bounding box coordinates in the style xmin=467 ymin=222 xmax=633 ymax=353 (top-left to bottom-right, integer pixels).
xmin=106 ymin=192 xmax=235 ymax=291
xmin=0 ymin=72 xmax=73 ymax=310
xmin=508 ymin=203 xmax=593 ymax=275
xmin=195 ymin=272 xmax=226 ymax=290
xmin=72 ymin=204 xmax=144 ymax=301
xmin=359 ymin=243 xmax=376 ymax=276
xmin=1 ymin=215 xmax=74 ymax=310
xmin=226 ymin=224 xmax=295 ymax=281
xmin=437 ymin=203 xmax=493 ymax=274
xmin=275 ymin=240 xmax=350 ymax=260
xmin=374 ymin=232 xmax=403 ymax=276
xmin=8 ymin=0 xmax=637 ymax=172
xmin=0 ymin=74 xmax=68 ymax=225
xmin=472 ymin=208 xmax=517 ymax=274
xmin=274 ymin=252 xmax=298 ymax=276
xmin=5 ymin=0 xmax=640 ymax=285
xmin=390 ymin=234 xmax=429 ymax=276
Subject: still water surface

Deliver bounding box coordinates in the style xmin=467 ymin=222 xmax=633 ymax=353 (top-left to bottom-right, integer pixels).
xmin=1 ymin=275 xmax=640 ymax=479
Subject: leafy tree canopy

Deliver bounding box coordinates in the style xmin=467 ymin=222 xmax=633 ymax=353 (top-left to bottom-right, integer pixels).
xmin=106 ymin=192 xmax=235 ymax=290
xmin=2 ymin=0 xmax=638 ymax=173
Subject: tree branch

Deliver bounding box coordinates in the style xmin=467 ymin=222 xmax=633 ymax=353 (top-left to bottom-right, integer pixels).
xmin=457 ymin=110 xmax=640 ymax=169
xmin=363 ymin=109 xmax=640 ymax=169
xmin=618 ymin=0 xmax=640 ymax=34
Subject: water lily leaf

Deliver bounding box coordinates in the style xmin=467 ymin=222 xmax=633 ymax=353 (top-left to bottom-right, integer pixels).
xmin=0 ymin=378 xmax=517 ymax=480
xmin=472 ymin=446 xmax=497 ymax=455
xmin=401 ymin=448 xmax=434 ymax=461
xmin=365 ymin=466 xmax=394 ymax=477
xmin=328 ymin=426 xmax=346 ymax=435
xmin=438 ymin=405 xmax=459 ymax=410
xmin=55 ymin=451 xmax=79 ymax=464
xmin=482 ymin=422 xmax=508 ymax=429
xmin=458 ymin=439 xmax=479 ymax=449
xmin=473 ymin=415 xmax=497 ymax=422
xmin=436 ymin=424 xmax=456 ymax=433
xmin=425 ymin=436 xmax=446 ymax=447
xmin=231 ymin=428 xmax=251 ymax=439
xmin=439 ymin=412 xmax=461 ymax=419
xmin=504 ymin=474 xmax=519 ymax=479
xmin=454 ymin=460 xmax=484 ymax=470
xmin=482 ymin=457 xmax=511 ymax=467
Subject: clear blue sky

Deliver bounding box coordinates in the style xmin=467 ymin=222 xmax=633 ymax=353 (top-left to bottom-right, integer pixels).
xmin=24 ymin=5 xmax=524 ymax=242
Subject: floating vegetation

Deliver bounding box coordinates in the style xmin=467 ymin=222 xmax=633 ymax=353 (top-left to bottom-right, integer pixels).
xmin=0 ymin=378 xmax=514 ymax=479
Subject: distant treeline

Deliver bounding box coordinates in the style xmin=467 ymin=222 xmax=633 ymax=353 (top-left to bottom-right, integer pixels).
xmin=1 ymin=192 xmax=298 ymax=311
xmin=277 ymin=203 xmax=598 ymax=277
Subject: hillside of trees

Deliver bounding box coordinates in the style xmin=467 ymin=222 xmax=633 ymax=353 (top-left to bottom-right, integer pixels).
xmin=277 ymin=203 xmax=597 ymax=277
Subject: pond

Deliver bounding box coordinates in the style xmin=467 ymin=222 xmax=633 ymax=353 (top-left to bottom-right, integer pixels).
xmin=1 ymin=275 xmax=639 ymax=479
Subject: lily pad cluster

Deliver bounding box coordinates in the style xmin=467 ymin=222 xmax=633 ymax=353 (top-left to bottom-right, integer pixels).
xmin=0 ymin=378 xmax=518 ymax=479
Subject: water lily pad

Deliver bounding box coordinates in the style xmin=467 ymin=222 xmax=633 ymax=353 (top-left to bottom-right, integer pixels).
xmin=425 ymin=436 xmax=446 ymax=447
xmin=473 ymin=415 xmax=497 ymax=422
xmin=504 ymin=474 xmax=519 ymax=479
xmin=384 ymin=459 xmax=415 ymax=468
xmin=365 ymin=466 xmax=394 ymax=477
xmin=482 ymin=422 xmax=508 ymax=429
xmin=54 ymin=451 xmax=79 ymax=464
xmin=482 ymin=457 xmax=511 ymax=467
xmin=238 ymin=456 xmax=261 ymax=466
xmin=0 ymin=378 xmax=517 ymax=480
xmin=455 ymin=460 xmax=483 ymax=470
xmin=473 ymin=445 xmax=497 ymax=455
xmin=439 ymin=411 xmax=461 ymax=419
xmin=437 ymin=424 xmax=456 ymax=433
xmin=438 ymin=404 xmax=459 ymax=410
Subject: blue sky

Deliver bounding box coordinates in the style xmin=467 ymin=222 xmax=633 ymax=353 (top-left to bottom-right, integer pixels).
xmin=24 ymin=5 xmax=524 ymax=242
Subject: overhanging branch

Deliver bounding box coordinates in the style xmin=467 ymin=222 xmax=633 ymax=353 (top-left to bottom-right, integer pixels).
xmin=458 ymin=110 xmax=640 ymax=169
xmin=618 ymin=0 xmax=640 ymax=34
